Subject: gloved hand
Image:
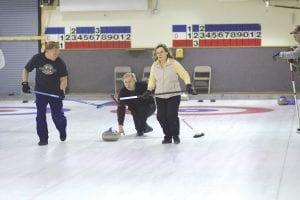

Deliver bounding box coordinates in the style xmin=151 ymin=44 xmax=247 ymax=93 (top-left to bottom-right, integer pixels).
xmin=186 ymin=84 xmax=197 ymax=95
xmin=118 ymin=125 xmax=125 ymax=136
xmin=272 ymin=52 xmax=280 ymax=61
xmin=58 ymin=89 xmax=65 ymax=100
xmin=141 ymin=90 xmax=152 ymax=99
xmin=22 ymin=81 xmax=31 ymax=93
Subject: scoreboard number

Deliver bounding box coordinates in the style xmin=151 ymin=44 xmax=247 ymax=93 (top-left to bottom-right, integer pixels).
xmin=173 ymin=23 xmax=261 ymax=47
xmin=45 ymin=26 xmax=132 ymax=49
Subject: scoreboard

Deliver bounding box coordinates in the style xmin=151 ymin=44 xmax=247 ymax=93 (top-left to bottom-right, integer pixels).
xmin=45 ymin=23 xmax=261 ymax=49
xmin=45 ymin=26 xmax=131 ymax=49
xmin=172 ymin=23 xmax=261 ymax=47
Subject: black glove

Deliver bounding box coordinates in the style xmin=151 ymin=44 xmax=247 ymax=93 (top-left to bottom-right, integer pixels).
xmin=141 ymin=90 xmax=152 ymax=99
xmin=272 ymin=52 xmax=280 ymax=61
xmin=58 ymin=89 xmax=65 ymax=100
xmin=22 ymin=81 xmax=31 ymax=93
xmin=186 ymin=84 xmax=197 ymax=95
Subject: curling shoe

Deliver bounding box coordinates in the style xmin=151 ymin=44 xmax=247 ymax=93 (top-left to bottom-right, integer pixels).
xmin=162 ymin=138 xmax=172 ymax=144
xmin=136 ymin=131 xmax=144 ymax=136
xmin=144 ymin=124 xmax=153 ymax=133
xmin=173 ymin=136 xmax=181 ymax=144
xmin=38 ymin=140 xmax=48 ymax=146
xmin=59 ymin=130 xmax=67 ymax=141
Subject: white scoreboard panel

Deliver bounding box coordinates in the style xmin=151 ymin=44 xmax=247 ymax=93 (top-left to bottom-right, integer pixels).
xmin=45 ymin=26 xmax=131 ymax=49
xmin=172 ymin=23 xmax=261 ymax=47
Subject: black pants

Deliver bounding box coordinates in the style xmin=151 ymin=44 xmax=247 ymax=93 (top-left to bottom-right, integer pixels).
xmin=155 ymin=95 xmax=181 ymax=139
xmin=130 ymin=104 xmax=156 ymax=132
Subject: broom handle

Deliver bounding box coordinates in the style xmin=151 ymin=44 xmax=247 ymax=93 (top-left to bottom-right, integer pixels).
xmin=119 ymin=90 xmax=185 ymax=100
xmin=290 ymin=63 xmax=300 ymax=129
xmin=182 ymin=118 xmax=194 ymax=130
xmin=31 ymin=90 xmax=104 ymax=108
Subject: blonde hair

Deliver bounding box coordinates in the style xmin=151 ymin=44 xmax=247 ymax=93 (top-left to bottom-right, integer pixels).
xmin=152 ymin=43 xmax=174 ymax=61
xmin=122 ymin=72 xmax=137 ymax=82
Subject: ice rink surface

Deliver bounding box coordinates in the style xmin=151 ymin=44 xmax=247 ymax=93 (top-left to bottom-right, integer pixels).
xmin=1 ymin=96 xmax=300 ymax=200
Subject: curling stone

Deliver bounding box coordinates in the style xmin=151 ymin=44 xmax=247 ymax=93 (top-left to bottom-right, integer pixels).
xmin=277 ymin=96 xmax=288 ymax=105
xmin=102 ymin=127 xmax=120 ymax=142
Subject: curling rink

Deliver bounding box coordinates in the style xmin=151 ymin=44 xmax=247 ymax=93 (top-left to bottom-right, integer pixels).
xmin=1 ymin=95 xmax=300 ymax=200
